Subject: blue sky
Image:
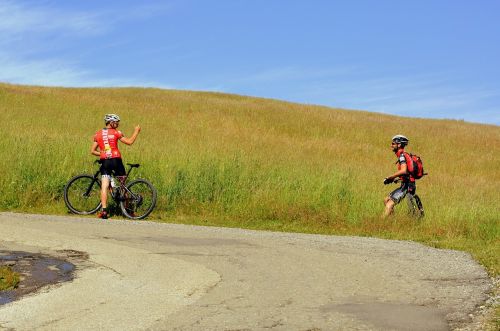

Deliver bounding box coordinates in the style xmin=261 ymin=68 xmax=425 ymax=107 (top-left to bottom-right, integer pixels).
xmin=1 ymin=1 xmax=499 ymax=125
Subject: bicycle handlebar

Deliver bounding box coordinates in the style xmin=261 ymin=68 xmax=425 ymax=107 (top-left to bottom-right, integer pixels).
xmin=93 ymin=159 xmax=140 ymax=168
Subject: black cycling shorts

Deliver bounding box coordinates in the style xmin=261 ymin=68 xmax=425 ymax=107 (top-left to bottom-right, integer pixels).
xmin=100 ymin=158 xmax=126 ymax=177
xmin=389 ymin=181 xmax=416 ymax=204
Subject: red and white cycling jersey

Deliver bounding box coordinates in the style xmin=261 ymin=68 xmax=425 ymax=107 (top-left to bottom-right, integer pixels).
xmin=94 ymin=128 xmax=124 ymax=159
xmin=395 ymin=149 xmax=416 ymax=183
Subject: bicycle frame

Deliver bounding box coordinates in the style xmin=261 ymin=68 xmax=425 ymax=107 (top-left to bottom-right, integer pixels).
xmin=82 ymin=168 xmax=102 ymax=198
xmin=108 ymin=164 xmax=140 ymax=201
xmin=88 ymin=161 xmax=139 ymax=199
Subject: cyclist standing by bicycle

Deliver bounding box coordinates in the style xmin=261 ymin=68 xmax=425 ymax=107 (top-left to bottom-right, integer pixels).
xmin=91 ymin=114 xmax=141 ymax=219
xmin=382 ymin=134 xmax=416 ymax=218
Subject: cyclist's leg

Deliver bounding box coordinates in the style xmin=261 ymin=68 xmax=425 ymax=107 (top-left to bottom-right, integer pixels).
xmin=112 ymin=158 xmax=126 ymax=177
xmin=383 ymin=197 xmax=396 ymax=218
xmin=383 ymin=185 xmax=408 ymax=218
xmin=112 ymin=158 xmax=127 ymax=186
xmin=99 ymin=160 xmax=114 ymax=218
xmin=100 ymin=176 xmax=111 ymax=208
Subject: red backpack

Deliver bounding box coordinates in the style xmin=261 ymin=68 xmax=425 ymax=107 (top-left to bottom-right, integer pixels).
xmin=403 ymin=152 xmax=425 ymax=179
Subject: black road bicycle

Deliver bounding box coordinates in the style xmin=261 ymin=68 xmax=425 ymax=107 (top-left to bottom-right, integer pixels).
xmin=64 ymin=161 xmax=157 ymax=220
xmin=392 ymin=179 xmax=425 ymax=218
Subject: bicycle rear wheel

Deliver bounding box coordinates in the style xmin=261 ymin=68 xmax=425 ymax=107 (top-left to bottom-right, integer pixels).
xmin=64 ymin=174 xmax=102 ymax=215
xmin=120 ymin=179 xmax=157 ymax=220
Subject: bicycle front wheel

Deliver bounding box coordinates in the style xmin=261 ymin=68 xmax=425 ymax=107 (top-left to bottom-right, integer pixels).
xmin=64 ymin=174 xmax=102 ymax=215
xmin=120 ymin=179 xmax=157 ymax=220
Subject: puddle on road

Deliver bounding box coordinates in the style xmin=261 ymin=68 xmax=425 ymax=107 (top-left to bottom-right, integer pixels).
xmin=0 ymin=251 xmax=77 ymax=305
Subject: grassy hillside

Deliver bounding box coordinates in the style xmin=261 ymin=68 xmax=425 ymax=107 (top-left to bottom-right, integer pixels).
xmin=0 ymin=83 xmax=499 ymax=275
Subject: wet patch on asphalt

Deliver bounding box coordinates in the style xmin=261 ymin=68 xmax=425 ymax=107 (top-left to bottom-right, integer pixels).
xmin=0 ymin=249 xmax=88 ymax=305
xmin=322 ymin=302 xmax=449 ymax=331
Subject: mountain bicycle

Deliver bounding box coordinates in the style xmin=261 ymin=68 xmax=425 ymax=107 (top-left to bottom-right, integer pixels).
xmin=64 ymin=161 xmax=157 ymax=220
xmin=391 ymin=179 xmax=425 ymax=218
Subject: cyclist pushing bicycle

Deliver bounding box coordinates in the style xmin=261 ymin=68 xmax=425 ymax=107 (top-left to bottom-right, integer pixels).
xmin=382 ymin=134 xmax=419 ymax=218
xmin=90 ymin=114 xmax=141 ymax=219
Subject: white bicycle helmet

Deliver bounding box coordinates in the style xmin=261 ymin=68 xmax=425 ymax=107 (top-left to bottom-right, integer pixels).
xmin=104 ymin=114 xmax=120 ymax=123
xmin=392 ymin=134 xmax=409 ymax=146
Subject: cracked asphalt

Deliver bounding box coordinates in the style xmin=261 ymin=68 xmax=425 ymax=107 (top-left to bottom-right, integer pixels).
xmin=0 ymin=212 xmax=492 ymax=330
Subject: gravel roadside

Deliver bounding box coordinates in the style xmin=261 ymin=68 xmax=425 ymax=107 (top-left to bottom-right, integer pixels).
xmin=0 ymin=212 xmax=496 ymax=330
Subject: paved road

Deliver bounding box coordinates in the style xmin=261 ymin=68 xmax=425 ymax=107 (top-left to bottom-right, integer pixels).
xmin=0 ymin=212 xmax=492 ymax=330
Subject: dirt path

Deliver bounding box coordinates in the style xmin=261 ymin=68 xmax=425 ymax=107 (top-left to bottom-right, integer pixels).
xmin=0 ymin=212 xmax=492 ymax=330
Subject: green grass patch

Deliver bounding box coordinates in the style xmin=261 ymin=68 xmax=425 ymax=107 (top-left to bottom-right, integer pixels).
xmin=0 ymin=266 xmax=20 ymax=291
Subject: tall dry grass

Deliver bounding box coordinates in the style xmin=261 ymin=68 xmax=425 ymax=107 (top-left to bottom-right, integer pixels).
xmin=0 ymin=83 xmax=498 ymax=274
